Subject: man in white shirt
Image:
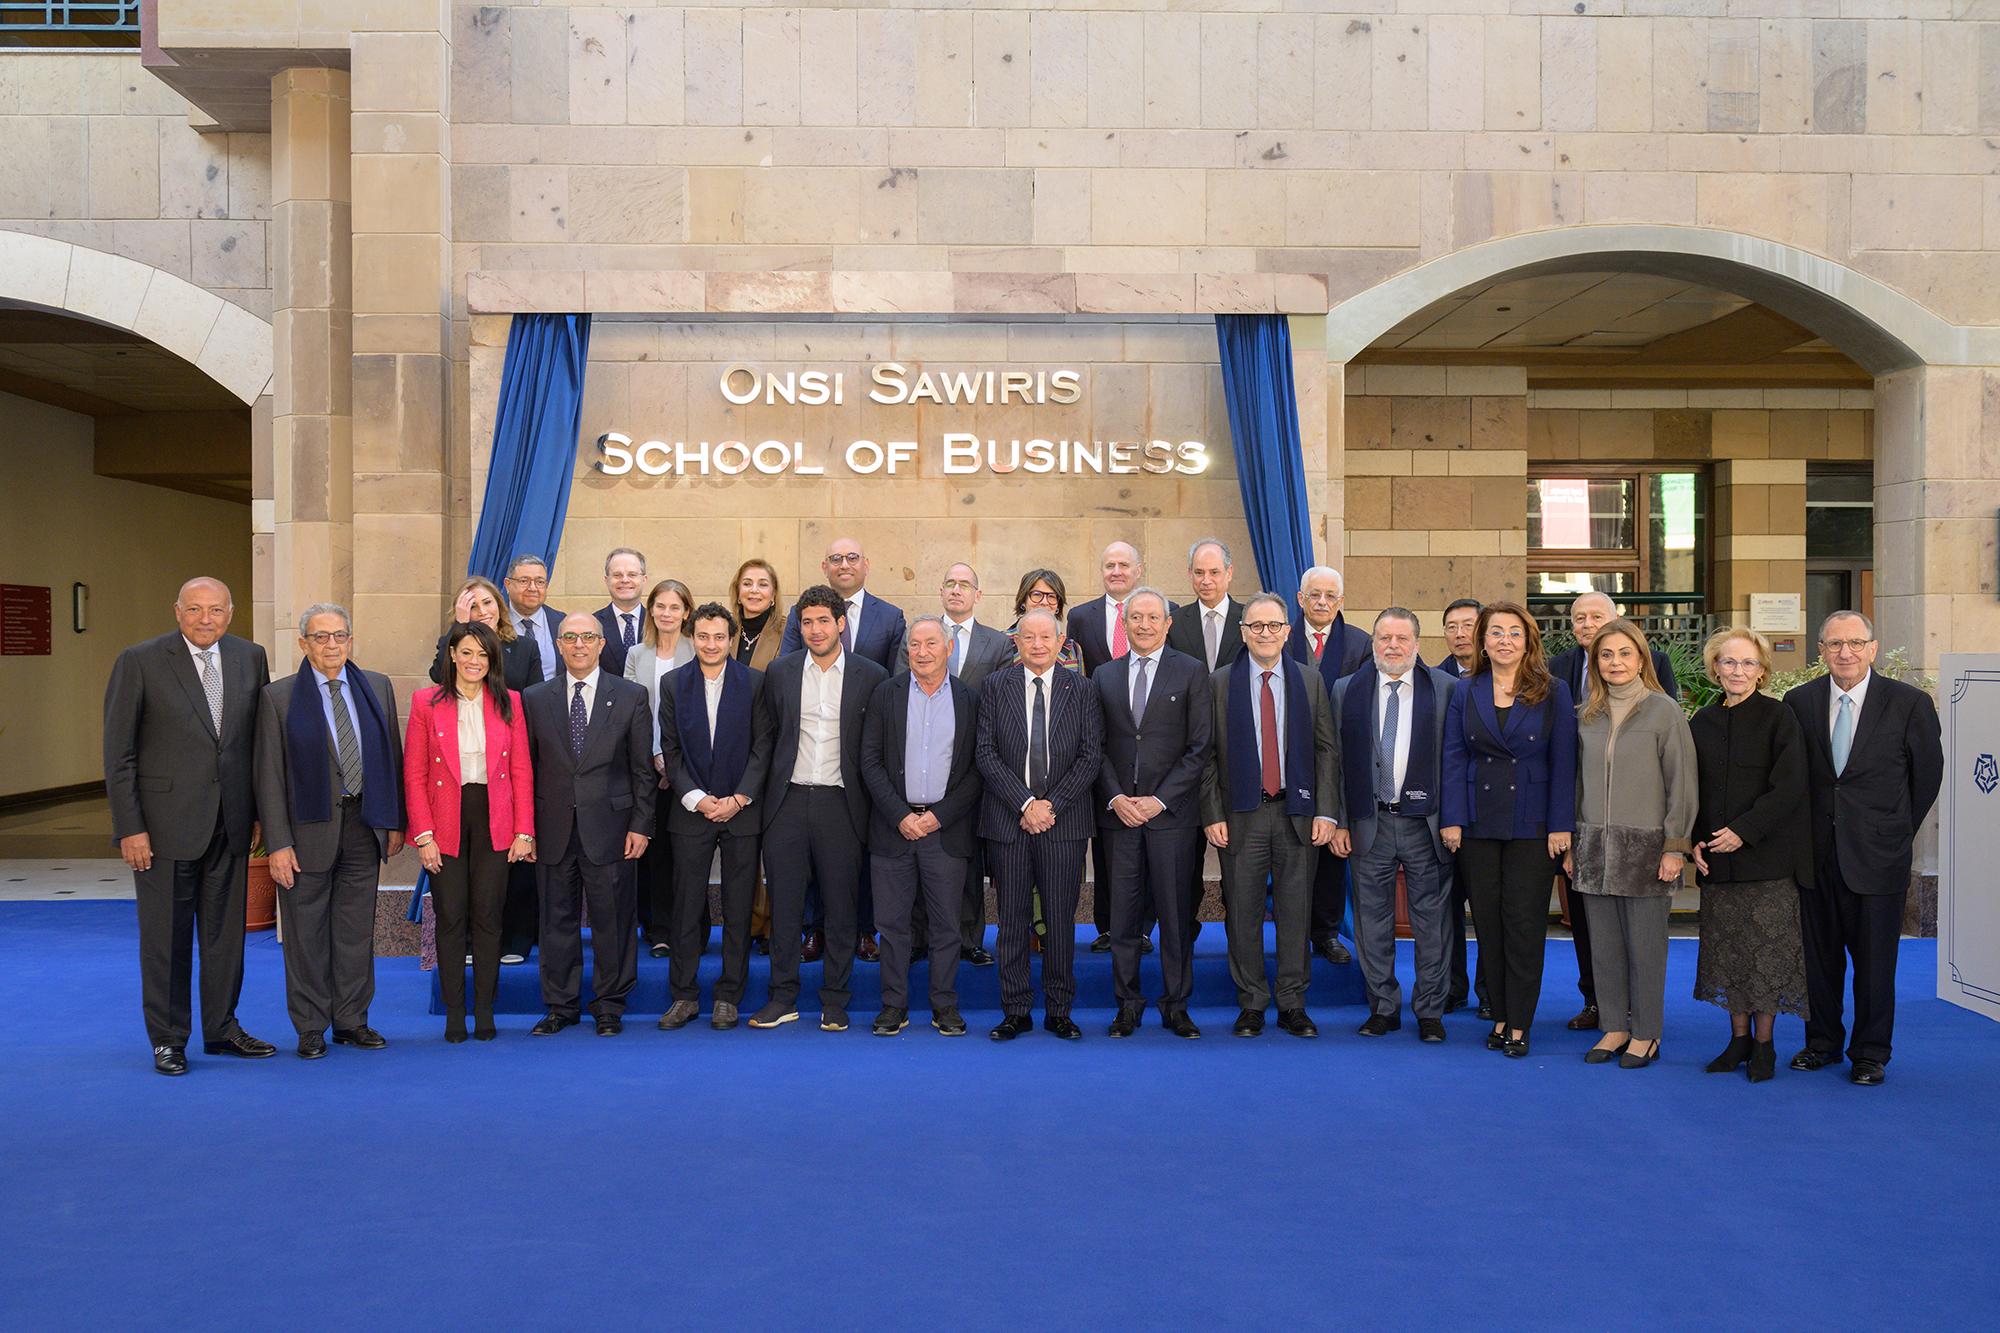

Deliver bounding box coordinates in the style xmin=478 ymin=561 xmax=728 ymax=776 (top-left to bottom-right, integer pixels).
xmin=1167 ymin=537 xmax=1244 ymax=673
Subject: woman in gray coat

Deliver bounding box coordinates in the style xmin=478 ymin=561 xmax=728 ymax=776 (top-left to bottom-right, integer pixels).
xmin=1565 ymin=619 xmax=1697 ymax=1069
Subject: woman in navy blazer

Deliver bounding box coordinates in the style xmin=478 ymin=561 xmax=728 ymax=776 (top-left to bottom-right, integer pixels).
xmin=1440 ymin=601 xmax=1577 ymax=1057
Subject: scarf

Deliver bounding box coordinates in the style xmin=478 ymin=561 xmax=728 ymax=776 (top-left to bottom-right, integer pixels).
xmin=674 ymin=657 xmax=752 ymax=796
xmin=1225 ymin=653 xmax=1318 ymax=817
xmin=284 ymin=658 xmax=399 ymax=831
xmin=1340 ymin=660 xmax=1439 ymax=819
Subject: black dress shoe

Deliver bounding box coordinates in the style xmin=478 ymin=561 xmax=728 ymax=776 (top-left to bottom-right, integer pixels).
xmin=965 ymin=946 xmax=995 ymax=967
xmin=153 ymin=1045 xmax=187 ymax=1075
xmin=649 ymin=942 xmax=670 ymax=959
xmin=989 ymin=1012 xmax=1033 ymax=1042
xmin=1418 ymin=1018 xmax=1446 ymax=1043
xmin=1162 ymin=1010 xmax=1201 ymax=1039
xmin=297 ymin=1033 xmax=328 ymax=1060
xmin=1747 ymin=1040 xmax=1777 ymax=1083
xmin=1566 ymin=1005 xmax=1600 ymax=1031
xmin=1503 ymin=1036 xmax=1530 ymax=1058
xmin=1043 ymin=1014 xmax=1082 ymax=1041
xmin=1108 ymin=1006 xmax=1140 ymax=1038
xmin=1277 ymin=1009 xmax=1318 ymax=1038
xmin=531 ymin=1012 xmax=577 ymax=1036
xmin=1442 ymin=997 xmax=1466 ymax=1015
xmin=1090 ymin=932 xmax=1113 ymax=953
xmin=203 ymin=1031 xmax=277 ymax=1059
xmin=444 ymin=1014 xmax=467 ymax=1043
xmin=1476 ymin=1003 xmax=1495 ymax=1021
xmin=1357 ymin=1014 xmax=1400 ymax=1037
xmin=1791 ymin=1047 xmax=1843 ymax=1072
xmin=473 ymin=1019 xmax=497 ymax=1041
xmin=595 ymin=1014 xmax=623 ymax=1036
xmin=872 ymin=1007 xmax=909 ymax=1036
xmin=932 ymin=1009 xmax=968 ymax=1036
xmin=1486 ymin=1028 xmax=1507 ymax=1051
xmin=1313 ymin=937 xmax=1353 ymax=964
xmin=333 ymin=1025 xmax=386 ymax=1050
xmin=1233 ymin=1008 xmax=1265 ymax=1037
xmin=1850 ymin=1059 xmax=1886 ymax=1086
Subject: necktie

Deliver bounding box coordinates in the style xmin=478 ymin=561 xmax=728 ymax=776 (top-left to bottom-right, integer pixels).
xmin=198 ymin=648 xmax=223 ymax=734
xmin=843 ymin=601 xmax=856 ymax=654
xmin=1259 ymin=670 xmax=1282 ymax=798
xmin=1111 ymin=601 xmax=1127 ymax=658
xmin=948 ymin=624 xmax=963 ymax=677
xmin=1204 ymin=610 xmax=1221 ymax=670
xmin=1311 ymin=629 xmax=1325 ymax=662
xmin=570 ymin=680 xmax=589 ymax=759
xmin=620 ymin=613 xmax=636 ymax=648
xmin=1832 ymin=692 xmax=1854 ymax=776
xmin=326 ymin=677 xmax=365 ymax=796
xmin=1130 ymin=654 xmax=1152 ymax=724
xmin=523 ymin=617 xmax=548 ymax=680
xmin=1029 ymin=675 xmax=1049 ymax=797
xmin=1378 ymin=679 xmax=1403 ymax=806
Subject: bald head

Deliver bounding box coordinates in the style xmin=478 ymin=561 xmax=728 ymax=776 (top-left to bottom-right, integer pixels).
xmin=822 ymin=536 xmax=869 ymax=595
xmin=1100 ymin=541 xmax=1141 ymax=597
xmin=174 ymin=577 xmax=234 ymax=648
xmin=557 ymin=610 xmax=606 ymax=676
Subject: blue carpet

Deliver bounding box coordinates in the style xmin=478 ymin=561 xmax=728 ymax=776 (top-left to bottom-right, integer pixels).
xmin=2 ymin=901 xmax=1996 ymax=1329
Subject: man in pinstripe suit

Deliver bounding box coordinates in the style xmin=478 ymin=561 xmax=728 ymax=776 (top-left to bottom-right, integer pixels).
xmin=974 ymin=610 xmax=1103 ymax=1041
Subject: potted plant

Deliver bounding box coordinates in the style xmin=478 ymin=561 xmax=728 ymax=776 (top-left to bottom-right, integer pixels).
xmin=245 ymin=836 xmax=277 ymax=932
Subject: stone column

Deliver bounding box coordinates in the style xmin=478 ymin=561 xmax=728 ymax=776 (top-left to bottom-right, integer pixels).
xmin=269 ymin=68 xmax=352 ymax=646
xmin=1711 ymin=458 xmax=1809 ymax=668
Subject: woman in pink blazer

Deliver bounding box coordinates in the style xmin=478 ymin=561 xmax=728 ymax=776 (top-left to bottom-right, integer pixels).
xmin=403 ymin=621 xmax=535 ymax=1041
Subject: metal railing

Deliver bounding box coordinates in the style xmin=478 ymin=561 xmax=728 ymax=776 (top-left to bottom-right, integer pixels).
xmin=0 ymin=2 xmax=139 ymax=45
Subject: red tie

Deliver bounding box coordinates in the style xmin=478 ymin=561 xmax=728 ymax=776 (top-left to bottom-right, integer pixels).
xmin=1260 ymin=671 xmax=1282 ymax=798
xmin=1311 ymin=630 xmax=1325 ymax=662
xmin=1111 ymin=601 xmax=1127 ymax=657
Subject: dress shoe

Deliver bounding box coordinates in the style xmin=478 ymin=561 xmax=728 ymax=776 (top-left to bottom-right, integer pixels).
xmin=1791 ymin=1047 xmax=1843 ymax=1072
xmin=1619 ymin=1041 xmax=1661 ymax=1069
xmin=1108 ymin=1006 xmax=1141 ymax=1038
xmin=1747 ymin=1040 xmax=1777 ymax=1083
xmin=444 ymin=1013 xmax=467 ymax=1043
xmin=1706 ymin=1036 xmax=1753 ymax=1073
xmin=473 ymin=1023 xmax=497 ymax=1041
xmin=657 ymin=999 xmax=700 ymax=1030
xmin=1162 ymin=1011 xmax=1201 ymax=1040
xmin=1357 ymin=1014 xmax=1401 ymax=1037
xmin=1503 ymin=1036 xmax=1530 ymax=1058
xmin=1044 ymin=1014 xmax=1082 ymax=1041
xmin=989 ymin=1012 xmax=1033 ymax=1041
xmin=1418 ymin=1018 xmax=1447 ymax=1043
xmin=871 ymin=1007 xmax=909 ymax=1036
xmin=649 ymin=942 xmax=670 ymax=959
xmin=711 ymin=1000 xmax=739 ymax=1030
xmin=800 ymin=928 xmax=823 ymax=963
xmin=1090 ymin=932 xmax=1113 ymax=953
xmin=1442 ymin=997 xmax=1466 ymax=1015
xmin=1476 ymin=1003 xmax=1495 ymax=1022
xmin=932 ymin=1009 xmax=968 ymax=1036
xmin=500 ymin=953 xmax=526 ymax=966
xmin=1850 ymin=1059 xmax=1886 ymax=1086
xmin=819 ymin=1008 xmax=849 ymax=1032
xmin=1585 ymin=1039 xmax=1630 ymax=1065
xmin=1313 ymin=936 xmax=1353 ymax=964
xmin=1566 ymin=1005 xmax=1600 ymax=1031
xmin=1277 ymin=1009 xmax=1318 ymax=1038
xmin=1486 ymin=1028 xmax=1507 ymax=1051
xmin=855 ymin=935 xmax=880 ymax=963
xmin=748 ymin=1002 xmax=799 ymax=1029
xmin=595 ymin=1014 xmax=623 ymax=1037
xmin=531 ymin=1012 xmax=578 ymax=1037
xmin=333 ymin=1025 xmax=386 ymax=1050
xmin=297 ymin=1033 xmax=328 ymax=1060
xmin=203 ymin=1031 xmax=277 ymax=1059
xmin=1232 ymin=1008 xmax=1265 ymax=1037
xmin=965 ymin=946 xmax=995 ymax=967
xmin=152 ymin=1045 xmax=187 ymax=1075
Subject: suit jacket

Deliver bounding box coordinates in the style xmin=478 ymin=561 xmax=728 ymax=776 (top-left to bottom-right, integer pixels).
xmin=895 ymin=615 xmax=1011 ymax=690
xmin=1548 ymin=643 xmax=1680 ymax=704
xmin=1331 ymin=662 xmax=1455 ymax=861
xmin=623 ymin=638 xmax=695 ymax=755
xmin=1440 ymin=674 xmax=1578 ymax=841
xmin=104 ymin=632 xmax=271 ymax=861
xmin=658 ymin=666 xmax=774 ymax=837
xmin=401 ymin=687 xmax=534 ymax=859
xmin=430 ymin=628 xmax=538 ymax=693
xmin=593 ymin=604 xmax=645 ymax=679
xmin=1783 ymin=672 xmax=1943 ymax=894
xmin=253 ymin=669 xmax=404 ymax=871
xmin=860 ymin=674 xmax=984 ymax=857
xmin=778 ymin=590 xmax=907 ymax=670
xmin=975 ymin=663 xmax=1103 ymax=843
xmin=756 ymin=650 xmax=888 ymax=843
xmin=1198 ymin=659 xmax=1341 ymax=844
xmin=1167 ymin=597 xmax=1244 ymax=673
xmin=522 ymin=673 xmax=656 ymax=866
xmin=1066 ymin=597 xmax=1176 ymax=677
xmin=1441 ymin=657 xmax=1472 ymax=679
xmin=511 ymin=603 xmax=565 ymax=685
xmin=1289 ymin=611 xmax=1371 ymax=691
xmin=1093 ymin=648 xmax=1212 ymax=830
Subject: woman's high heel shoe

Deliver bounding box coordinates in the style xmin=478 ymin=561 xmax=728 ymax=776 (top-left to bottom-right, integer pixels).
xmin=1619 ymin=1040 xmax=1661 ymax=1069
xmin=473 ymin=1010 xmax=497 ymax=1041
xmin=1706 ymin=1035 xmax=1753 ymax=1073
xmin=445 ymin=1013 xmax=467 ymax=1044
xmin=1585 ymin=1039 xmax=1630 ymax=1065
xmin=1503 ymin=1034 xmax=1529 ymax=1059
xmin=1746 ymin=1040 xmax=1777 ymax=1082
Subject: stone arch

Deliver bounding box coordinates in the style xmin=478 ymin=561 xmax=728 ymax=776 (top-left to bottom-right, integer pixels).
xmin=0 ymin=231 xmax=272 ymax=404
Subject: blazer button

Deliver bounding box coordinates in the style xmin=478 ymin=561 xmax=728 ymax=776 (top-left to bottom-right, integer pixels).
xmin=1481 ymin=784 xmax=1490 ymax=791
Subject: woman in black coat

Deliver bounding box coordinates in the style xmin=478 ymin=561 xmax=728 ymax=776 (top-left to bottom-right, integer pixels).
xmin=427 ymin=576 xmax=538 ymax=693
xmin=1689 ymin=628 xmax=1811 ymax=1083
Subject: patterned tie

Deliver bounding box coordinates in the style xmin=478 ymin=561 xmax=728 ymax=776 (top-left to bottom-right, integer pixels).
xmin=326 ymin=677 xmax=365 ymax=796
xmin=948 ymin=623 xmax=963 ymax=677
xmin=842 ymin=601 xmax=856 ymax=655
xmin=1311 ymin=629 xmax=1325 ymax=662
xmin=570 ymin=680 xmax=589 ymax=759
xmin=1029 ymin=675 xmax=1049 ymax=797
xmin=620 ymin=613 xmax=636 ymax=648
xmin=1259 ymin=671 xmax=1282 ymax=798
xmin=1204 ymin=610 xmax=1221 ymax=671
xmin=522 ymin=617 xmax=548 ymax=681
xmin=198 ymin=648 xmax=223 ymax=735
xmin=1378 ymin=679 xmax=1403 ymax=806
xmin=1831 ymin=692 xmax=1854 ymax=776
xmin=1130 ymin=654 xmax=1152 ymax=724
xmin=1111 ymin=601 xmax=1127 ymax=658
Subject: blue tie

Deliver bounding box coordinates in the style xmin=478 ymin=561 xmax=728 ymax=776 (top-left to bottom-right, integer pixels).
xmin=1378 ymin=679 xmax=1402 ymax=806
xmin=570 ymin=680 xmax=588 ymax=759
xmin=620 ymin=613 xmax=636 ymax=648
xmin=1831 ymin=693 xmax=1854 ymax=776
xmin=947 ymin=623 xmax=963 ymax=676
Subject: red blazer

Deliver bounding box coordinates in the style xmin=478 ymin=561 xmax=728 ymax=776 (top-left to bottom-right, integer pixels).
xmin=403 ymin=686 xmax=534 ymax=859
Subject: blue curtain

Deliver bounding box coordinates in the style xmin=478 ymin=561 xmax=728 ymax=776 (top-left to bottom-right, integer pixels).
xmin=466 ymin=312 xmax=593 ymax=583
xmin=1215 ymin=315 xmax=1316 ymax=597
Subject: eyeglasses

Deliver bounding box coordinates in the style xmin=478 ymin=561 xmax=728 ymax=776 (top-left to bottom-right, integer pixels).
xmin=1715 ymin=658 xmax=1762 ymax=671
xmin=557 ymin=631 xmax=602 ymax=644
xmin=1302 ymin=591 xmax=1341 ymax=604
xmin=507 ymin=575 xmax=548 ymax=588
xmin=305 ymin=631 xmax=351 ymax=645
xmin=942 ymin=580 xmax=976 ymax=592
xmin=1025 ymin=589 xmax=1061 ymax=605
xmin=1242 ymin=621 xmax=1289 ymax=634
xmin=825 ymin=552 xmax=865 ymax=565
xmin=1820 ymin=638 xmax=1873 ymax=654
xmin=1486 ymin=629 xmax=1525 ymax=642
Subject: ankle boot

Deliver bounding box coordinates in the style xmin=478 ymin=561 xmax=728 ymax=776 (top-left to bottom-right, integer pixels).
xmin=1706 ymin=1035 xmax=1753 ymax=1073
xmin=1746 ymin=1040 xmax=1777 ymax=1082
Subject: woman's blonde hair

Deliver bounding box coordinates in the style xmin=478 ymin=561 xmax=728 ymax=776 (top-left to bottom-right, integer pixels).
xmin=1702 ymin=626 xmax=1772 ymax=690
xmin=1577 ymin=617 xmax=1665 ymax=722
xmin=641 ymin=578 xmax=694 ymax=648
xmin=453 ymin=575 xmax=516 ymax=643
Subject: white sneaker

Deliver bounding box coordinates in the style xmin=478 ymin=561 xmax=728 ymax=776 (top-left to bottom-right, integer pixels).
xmin=500 ymin=953 xmax=526 ymax=965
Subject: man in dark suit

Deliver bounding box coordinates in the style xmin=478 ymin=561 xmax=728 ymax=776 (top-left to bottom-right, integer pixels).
xmin=752 ymin=585 xmax=888 ymax=1033
xmin=1070 ymin=541 xmax=1158 ymax=954
xmin=1093 ymin=589 xmax=1211 ymax=1038
xmin=862 ymin=616 xmax=984 ymax=1036
xmin=657 ymin=603 xmax=774 ymax=1032
xmin=504 ymin=553 xmax=565 ymax=685
xmin=1290 ymin=564 xmax=1369 ymax=966
xmin=1437 ymin=597 xmax=1484 ymax=1014
xmin=522 ymin=612 xmax=655 ymax=1037
xmin=779 ymin=536 xmax=907 ymax=670
xmin=592 ymin=546 xmax=649 ymax=679
xmin=1782 ymin=611 xmax=1942 ymax=1085
xmin=104 ymin=576 xmax=276 ymax=1075
xmin=975 ymin=609 xmax=1103 ymax=1041
xmin=1543 ymin=589 xmax=1679 ymax=1031
xmin=1440 ymin=598 xmax=1481 ymax=680
xmin=253 ymin=603 xmax=403 ymax=1059
xmin=1200 ymin=592 xmax=1342 ymax=1039
xmin=1330 ymin=610 xmax=1457 ymax=1043
xmin=1166 ymin=536 xmax=1244 ymax=673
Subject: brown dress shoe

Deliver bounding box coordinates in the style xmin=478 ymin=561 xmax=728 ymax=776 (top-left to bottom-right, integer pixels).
xmin=800 ymin=928 xmax=823 ymax=963
xmin=855 ymin=934 xmax=880 ymax=963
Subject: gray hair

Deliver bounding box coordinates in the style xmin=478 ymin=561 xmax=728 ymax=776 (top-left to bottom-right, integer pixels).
xmin=506 ymin=552 xmax=548 ymax=577
xmin=298 ymin=602 xmax=351 ymax=638
xmin=1820 ymin=609 xmax=1875 ymax=640
xmin=1017 ymin=608 xmax=1061 ymax=634
xmin=1243 ymin=591 xmax=1290 ymax=621
xmin=603 ymin=546 xmax=647 ymax=576
xmin=907 ymin=613 xmax=950 ymax=640
xmin=1299 ymin=565 xmax=1343 ymax=594
xmin=1126 ymin=586 xmax=1170 ymax=617
xmin=1187 ymin=537 xmax=1232 ymax=568
xmin=1374 ymin=606 xmax=1420 ymax=635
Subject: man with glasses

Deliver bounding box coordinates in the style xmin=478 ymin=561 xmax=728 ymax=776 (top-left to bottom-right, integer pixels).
xmin=780 ymin=537 xmax=907 ymax=671
xmin=1437 ymin=599 xmax=1485 ymax=1014
xmin=504 ymin=553 xmax=564 ymax=684
xmin=253 ymin=604 xmax=403 ymax=1059
xmin=1290 ymin=566 xmax=1369 ymax=966
xmin=1440 ymin=599 xmax=1482 ymax=679
xmin=1201 ymin=593 xmax=1342 ymax=1039
xmin=1782 ymin=611 xmax=1942 ymax=1085
xmin=592 ymin=547 xmax=649 ymax=679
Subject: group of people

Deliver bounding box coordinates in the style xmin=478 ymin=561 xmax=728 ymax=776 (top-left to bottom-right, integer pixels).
xmin=103 ymin=541 xmax=1941 ymax=1087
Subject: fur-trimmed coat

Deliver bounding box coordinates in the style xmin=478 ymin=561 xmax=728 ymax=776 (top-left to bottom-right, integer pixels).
xmin=1573 ymin=689 xmax=1698 ymax=898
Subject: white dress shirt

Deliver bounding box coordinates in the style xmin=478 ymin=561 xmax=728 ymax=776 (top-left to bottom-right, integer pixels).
xmin=562 ymin=667 xmax=601 ymax=723
xmin=1829 ymin=669 xmax=1872 ymax=738
xmin=791 ymin=651 xmax=845 ymax=786
xmin=1249 ymin=659 xmax=1287 ymax=788
xmin=680 ymin=667 xmax=733 ymax=811
xmin=455 ymin=692 xmax=488 ymax=784
xmin=944 ymin=612 xmax=978 ymax=677
xmin=1020 ymin=664 xmax=1059 ymax=800
xmin=1127 ymin=647 xmax=1163 ymax=718
xmin=1376 ymin=668 xmax=1416 ymax=798
xmin=1103 ymin=593 xmax=1126 ymax=656
xmin=844 ymin=587 xmax=871 ymax=641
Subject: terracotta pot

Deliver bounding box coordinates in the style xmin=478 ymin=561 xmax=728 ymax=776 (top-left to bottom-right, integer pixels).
xmin=245 ymin=857 xmax=277 ymax=932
